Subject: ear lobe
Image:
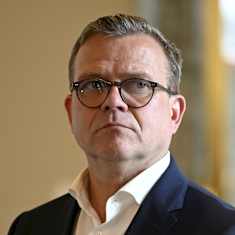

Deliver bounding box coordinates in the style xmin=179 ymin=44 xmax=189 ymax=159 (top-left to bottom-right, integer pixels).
xmin=64 ymin=95 xmax=73 ymax=126
xmin=170 ymin=95 xmax=186 ymax=134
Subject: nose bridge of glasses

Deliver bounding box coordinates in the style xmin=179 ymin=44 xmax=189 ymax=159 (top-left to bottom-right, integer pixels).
xmin=106 ymin=80 xmax=122 ymax=96
xmin=106 ymin=80 xmax=122 ymax=89
xmin=112 ymin=80 xmax=122 ymax=87
xmin=102 ymin=80 xmax=127 ymax=107
xmin=103 ymin=80 xmax=121 ymax=94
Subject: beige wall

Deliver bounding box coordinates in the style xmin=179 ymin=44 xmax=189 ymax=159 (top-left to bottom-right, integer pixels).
xmin=0 ymin=1 xmax=136 ymax=234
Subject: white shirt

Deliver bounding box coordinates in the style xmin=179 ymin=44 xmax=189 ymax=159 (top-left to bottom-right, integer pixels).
xmin=69 ymin=152 xmax=170 ymax=235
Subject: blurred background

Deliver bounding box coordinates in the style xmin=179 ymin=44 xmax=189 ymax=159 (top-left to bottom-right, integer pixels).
xmin=1 ymin=0 xmax=235 ymax=234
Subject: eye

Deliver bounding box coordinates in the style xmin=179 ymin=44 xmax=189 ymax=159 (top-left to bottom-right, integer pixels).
xmin=125 ymin=79 xmax=151 ymax=92
xmin=92 ymin=80 xmax=106 ymax=90
xmin=79 ymin=80 xmax=106 ymax=94
xmin=135 ymin=80 xmax=151 ymax=89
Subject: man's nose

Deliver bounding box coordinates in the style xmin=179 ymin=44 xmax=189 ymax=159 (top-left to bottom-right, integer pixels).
xmin=100 ymin=86 xmax=128 ymax=112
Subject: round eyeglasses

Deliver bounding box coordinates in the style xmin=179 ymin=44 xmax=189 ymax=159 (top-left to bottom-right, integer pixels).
xmin=71 ymin=78 xmax=177 ymax=108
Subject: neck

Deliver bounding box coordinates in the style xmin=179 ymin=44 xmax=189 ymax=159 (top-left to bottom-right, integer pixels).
xmin=87 ymin=162 xmax=139 ymax=222
xmin=86 ymin=157 xmax=154 ymax=222
xmin=85 ymin=150 xmax=167 ymax=222
xmin=87 ymin=172 xmax=122 ymax=222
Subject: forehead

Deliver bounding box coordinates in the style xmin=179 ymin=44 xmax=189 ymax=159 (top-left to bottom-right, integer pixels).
xmin=73 ymin=33 xmax=168 ymax=82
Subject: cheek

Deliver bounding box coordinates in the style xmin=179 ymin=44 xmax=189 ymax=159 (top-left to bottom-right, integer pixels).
xmin=71 ymin=102 xmax=96 ymax=143
xmin=138 ymin=104 xmax=172 ymax=138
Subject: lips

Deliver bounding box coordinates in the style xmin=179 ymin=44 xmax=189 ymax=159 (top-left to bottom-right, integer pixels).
xmin=95 ymin=123 xmax=133 ymax=133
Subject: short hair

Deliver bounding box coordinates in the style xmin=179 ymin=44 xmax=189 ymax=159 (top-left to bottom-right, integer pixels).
xmin=68 ymin=14 xmax=182 ymax=94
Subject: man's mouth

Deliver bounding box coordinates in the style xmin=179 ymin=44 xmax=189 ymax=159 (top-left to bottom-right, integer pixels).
xmin=96 ymin=123 xmax=132 ymax=132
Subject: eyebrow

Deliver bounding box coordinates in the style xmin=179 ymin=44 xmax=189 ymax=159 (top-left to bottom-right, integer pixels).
xmin=76 ymin=73 xmax=103 ymax=81
xmin=77 ymin=72 xmax=152 ymax=81
xmin=118 ymin=72 xmax=152 ymax=80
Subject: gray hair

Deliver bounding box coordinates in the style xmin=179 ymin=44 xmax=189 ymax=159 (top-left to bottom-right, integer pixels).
xmin=68 ymin=14 xmax=182 ymax=93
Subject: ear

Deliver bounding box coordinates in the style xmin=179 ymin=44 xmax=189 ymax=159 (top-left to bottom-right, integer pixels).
xmin=170 ymin=95 xmax=186 ymax=134
xmin=64 ymin=94 xmax=73 ymax=126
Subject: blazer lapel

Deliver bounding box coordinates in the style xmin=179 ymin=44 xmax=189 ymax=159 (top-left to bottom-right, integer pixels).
xmin=125 ymin=157 xmax=187 ymax=235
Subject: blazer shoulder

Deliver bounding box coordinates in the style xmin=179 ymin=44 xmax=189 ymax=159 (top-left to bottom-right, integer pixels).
xmin=182 ymin=181 xmax=235 ymax=231
xmin=7 ymin=194 xmax=79 ymax=235
xmin=186 ymin=181 xmax=235 ymax=211
xmin=28 ymin=193 xmax=76 ymax=212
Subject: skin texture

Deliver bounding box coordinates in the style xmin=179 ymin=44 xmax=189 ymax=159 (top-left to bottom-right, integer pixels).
xmin=65 ymin=33 xmax=186 ymax=221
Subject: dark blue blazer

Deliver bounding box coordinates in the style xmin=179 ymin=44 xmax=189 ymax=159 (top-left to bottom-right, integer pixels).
xmin=8 ymin=158 xmax=235 ymax=235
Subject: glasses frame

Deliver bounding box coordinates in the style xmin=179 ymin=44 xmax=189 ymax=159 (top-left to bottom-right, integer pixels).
xmin=71 ymin=78 xmax=177 ymax=108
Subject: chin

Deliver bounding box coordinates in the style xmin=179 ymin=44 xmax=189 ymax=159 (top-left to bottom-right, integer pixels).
xmin=103 ymin=147 xmax=130 ymax=160
xmin=92 ymin=144 xmax=135 ymax=162
xmin=84 ymin=134 xmax=140 ymax=161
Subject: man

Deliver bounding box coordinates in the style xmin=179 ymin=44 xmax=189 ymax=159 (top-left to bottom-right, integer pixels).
xmin=8 ymin=14 xmax=235 ymax=235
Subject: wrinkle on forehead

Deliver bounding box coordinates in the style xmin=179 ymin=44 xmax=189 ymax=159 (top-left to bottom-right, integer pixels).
xmin=74 ymin=34 xmax=169 ymax=84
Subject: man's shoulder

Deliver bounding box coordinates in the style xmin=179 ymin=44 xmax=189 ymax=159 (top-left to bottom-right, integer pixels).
xmin=19 ymin=193 xmax=79 ymax=222
xmin=183 ymin=181 xmax=235 ymax=225
xmin=25 ymin=193 xmax=77 ymax=214
xmin=186 ymin=181 xmax=235 ymax=211
xmin=8 ymin=194 xmax=79 ymax=235
xmin=167 ymin=157 xmax=235 ymax=214
xmin=157 ymin=163 xmax=235 ymax=234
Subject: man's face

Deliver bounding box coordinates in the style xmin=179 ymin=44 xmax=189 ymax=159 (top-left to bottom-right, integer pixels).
xmin=65 ymin=34 xmax=185 ymax=167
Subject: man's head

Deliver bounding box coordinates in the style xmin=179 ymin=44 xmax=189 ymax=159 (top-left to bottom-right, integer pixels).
xmin=68 ymin=14 xmax=182 ymax=95
xmin=65 ymin=14 xmax=186 ymax=173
